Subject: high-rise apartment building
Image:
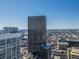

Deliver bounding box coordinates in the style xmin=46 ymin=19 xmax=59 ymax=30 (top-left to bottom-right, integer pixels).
xmin=0 ymin=33 xmax=22 ymax=59
xmin=28 ymin=16 xmax=46 ymax=54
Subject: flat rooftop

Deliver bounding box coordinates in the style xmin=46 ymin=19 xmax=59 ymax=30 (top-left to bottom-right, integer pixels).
xmin=0 ymin=33 xmax=22 ymax=40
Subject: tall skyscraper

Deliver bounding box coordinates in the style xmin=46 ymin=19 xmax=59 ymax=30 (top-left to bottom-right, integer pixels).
xmin=28 ymin=16 xmax=46 ymax=54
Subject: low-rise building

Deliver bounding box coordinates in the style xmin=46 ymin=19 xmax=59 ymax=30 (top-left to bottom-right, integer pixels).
xmin=3 ymin=27 xmax=18 ymax=33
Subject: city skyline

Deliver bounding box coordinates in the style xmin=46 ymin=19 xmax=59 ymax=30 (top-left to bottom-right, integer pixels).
xmin=0 ymin=0 xmax=79 ymax=29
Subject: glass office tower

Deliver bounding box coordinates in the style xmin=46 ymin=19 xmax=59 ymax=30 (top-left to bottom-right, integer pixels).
xmin=28 ymin=16 xmax=46 ymax=54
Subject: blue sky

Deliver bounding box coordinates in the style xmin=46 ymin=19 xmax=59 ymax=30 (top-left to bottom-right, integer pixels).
xmin=0 ymin=0 xmax=79 ymax=29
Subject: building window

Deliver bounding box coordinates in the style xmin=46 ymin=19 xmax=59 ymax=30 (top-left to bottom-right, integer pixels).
xmin=0 ymin=40 xmax=5 ymax=46
xmin=6 ymin=39 xmax=11 ymax=47
xmin=12 ymin=38 xmax=16 ymax=46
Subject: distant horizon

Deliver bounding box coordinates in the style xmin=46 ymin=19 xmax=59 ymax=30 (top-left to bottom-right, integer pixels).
xmin=0 ymin=27 xmax=79 ymax=30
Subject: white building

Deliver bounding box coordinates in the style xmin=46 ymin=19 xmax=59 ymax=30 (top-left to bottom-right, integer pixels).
xmin=0 ymin=33 xmax=22 ymax=59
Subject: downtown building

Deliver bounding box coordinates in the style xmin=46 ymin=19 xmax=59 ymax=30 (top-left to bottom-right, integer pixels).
xmin=0 ymin=27 xmax=22 ymax=59
xmin=0 ymin=33 xmax=22 ymax=59
xmin=67 ymin=40 xmax=79 ymax=59
xmin=3 ymin=27 xmax=18 ymax=33
xmin=28 ymin=16 xmax=51 ymax=59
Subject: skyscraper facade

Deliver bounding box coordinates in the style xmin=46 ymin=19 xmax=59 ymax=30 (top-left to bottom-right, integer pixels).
xmin=0 ymin=33 xmax=21 ymax=59
xmin=28 ymin=16 xmax=46 ymax=54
